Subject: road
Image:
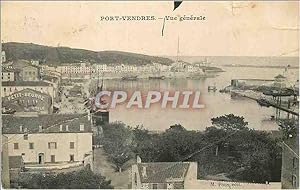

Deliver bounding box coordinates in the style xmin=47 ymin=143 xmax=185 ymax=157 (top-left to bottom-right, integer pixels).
xmin=93 ymin=148 xmax=131 ymax=189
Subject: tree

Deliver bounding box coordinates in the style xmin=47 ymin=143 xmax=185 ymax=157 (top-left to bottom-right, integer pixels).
xmin=168 ymin=124 xmax=186 ymax=131
xmin=211 ymin=114 xmax=249 ymax=131
xmin=278 ymin=118 xmax=298 ymax=139
xmin=132 ymin=126 xmax=161 ymax=162
xmin=102 ymin=122 xmax=134 ymax=172
xmin=15 ymin=168 xmax=113 ymax=189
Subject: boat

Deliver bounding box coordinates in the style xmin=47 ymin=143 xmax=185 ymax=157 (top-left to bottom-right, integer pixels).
xmin=149 ymin=76 xmax=165 ymax=80
xmin=122 ymin=76 xmax=138 ymax=80
xmin=208 ymin=84 xmax=217 ymax=92
xmin=187 ymin=73 xmax=218 ymax=79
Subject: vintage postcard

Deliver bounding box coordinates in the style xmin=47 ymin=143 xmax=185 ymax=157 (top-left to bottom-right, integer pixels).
xmin=1 ymin=1 xmax=299 ymax=189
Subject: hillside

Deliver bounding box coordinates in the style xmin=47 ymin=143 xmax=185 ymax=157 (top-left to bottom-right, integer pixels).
xmin=2 ymin=42 xmax=173 ymax=66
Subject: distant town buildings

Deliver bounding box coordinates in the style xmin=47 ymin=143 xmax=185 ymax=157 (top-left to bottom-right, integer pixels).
xmin=40 ymin=61 xmax=205 ymax=80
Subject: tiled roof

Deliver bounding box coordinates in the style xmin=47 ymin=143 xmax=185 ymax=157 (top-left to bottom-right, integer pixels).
xmin=2 ymin=88 xmax=51 ymax=99
xmin=137 ymin=162 xmax=190 ymax=183
xmin=9 ymin=156 xmax=23 ymax=169
xmin=2 ymin=67 xmax=15 ymax=72
xmin=42 ymin=75 xmax=59 ymax=82
xmin=2 ymin=114 xmax=92 ymax=134
xmin=2 ymin=81 xmax=52 ymax=87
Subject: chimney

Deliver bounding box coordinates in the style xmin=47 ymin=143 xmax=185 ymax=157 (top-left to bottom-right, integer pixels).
xmin=66 ymin=125 xmax=69 ymax=131
xmin=137 ymin=155 xmax=142 ymax=163
xmin=142 ymin=166 xmax=147 ymax=178
xmin=80 ymin=124 xmax=84 ymax=131
xmin=59 ymin=125 xmax=63 ymax=132
xmin=19 ymin=125 xmax=23 ymax=132
xmin=38 ymin=125 xmax=43 ymax=132
xmin=88 ymin=111 xmax=91 ymax=121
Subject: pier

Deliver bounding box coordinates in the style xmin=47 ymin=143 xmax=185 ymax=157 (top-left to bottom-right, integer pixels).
xmin=231 ymin=90 xmax=299 ymax=117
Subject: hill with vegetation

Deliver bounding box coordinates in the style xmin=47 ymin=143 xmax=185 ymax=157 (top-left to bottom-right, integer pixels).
xmin=2 ymin=42 xmax=173 ymax=66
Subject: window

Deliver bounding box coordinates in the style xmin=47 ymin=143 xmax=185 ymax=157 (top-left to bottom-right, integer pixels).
xmin=48 ymin=142 xmax=57 ymax=149
xmin=80 ymin=124 xmax=84 ymax=131
xmin=70 ymin=142 xmax=75 ymax=149
xmin=292 ymin=175 xmax=297 ymax=188
xmin=23 ymin=134 xmax=28 ymax=140
xmin=50 ymin=155 xmax=55 ymax=163
xmin=29 ymin=143 xmax=34 ymax=149
xmin=167 ymin=183 xmax=174 ymax=190
xmin=70 ymin=154 xmax=74 ymax=162
xmin=14 ymin=143 xmax=19 ymax=149
xmin=3 ymin=88 xmax=6 ymax=92
xmin=134 ymin=173 xmax=138 ymax=185
xmin=293 ymin=157 xmax=298 ymax=169
xmin=152 ymin=184 xmax=158 ymax=189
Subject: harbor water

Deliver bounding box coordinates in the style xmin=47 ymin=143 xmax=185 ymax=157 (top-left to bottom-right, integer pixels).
xmin=99 ymin=66 xmax=298 ymax=131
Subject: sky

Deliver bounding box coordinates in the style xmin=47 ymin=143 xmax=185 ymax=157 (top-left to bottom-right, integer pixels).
xmin=1 ymin=1 xmax=299 ymax=56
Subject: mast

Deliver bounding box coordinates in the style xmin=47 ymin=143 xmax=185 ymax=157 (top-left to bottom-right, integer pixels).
xmin=176 ymin=36 xmax=180 ymax=63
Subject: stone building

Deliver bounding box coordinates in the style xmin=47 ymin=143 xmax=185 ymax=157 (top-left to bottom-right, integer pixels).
xmin=281 ymin=135 xmax=299 ymax=189
xmin=20 ymin=65 xmax=40 ymax=81
xmin=2 ymin=113 xmax=93 ymax=170
xmin=131 ymin=157 xmax=198 ymax=189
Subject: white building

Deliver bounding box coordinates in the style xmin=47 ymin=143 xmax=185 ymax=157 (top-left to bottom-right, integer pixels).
xmin=2 ymin=67 xmax=15 ymax=81
xmin=57 ymin=63 xmax=93 ymax=79
xmin=2 ymin=114 xmax=93 ymax=168
xmin=30 ymin=60 xmax=40 ymax=66
xmin=186 ymin=65 xmax=198 ymax=73
xmin=1 ymin=51 xmax=6 ymax=63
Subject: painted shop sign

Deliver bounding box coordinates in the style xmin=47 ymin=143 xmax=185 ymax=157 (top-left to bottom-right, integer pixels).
xmin=7 ymin=92 xmax=45 ymax=101
xmin=2 ymin=88 xmax=52 ymax=113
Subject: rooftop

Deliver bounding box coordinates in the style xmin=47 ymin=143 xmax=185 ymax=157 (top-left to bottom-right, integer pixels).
xmin=136 ymin=162 xmax=190 ymax=183
xmin=2 ymin=81 xmax=52 ymax=87
xmin=42 ymin=75 xmax=60 ymax=82
xmin=2 ymin=113 xmax=92 ymax=134
xmin=2 ymin=67 xmax=16 ymax=72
